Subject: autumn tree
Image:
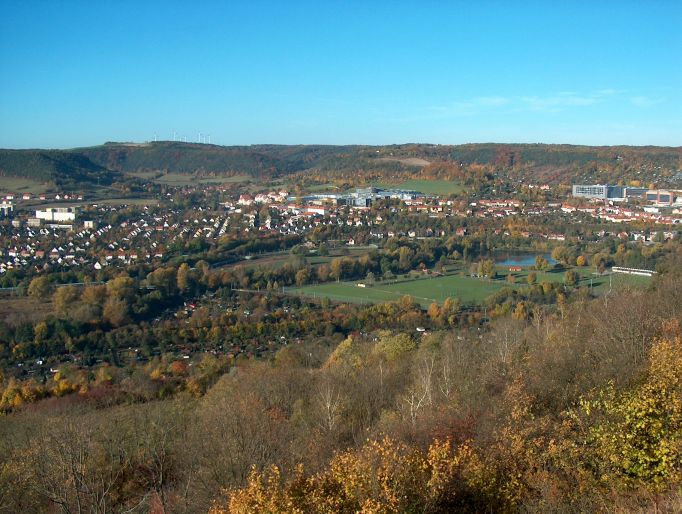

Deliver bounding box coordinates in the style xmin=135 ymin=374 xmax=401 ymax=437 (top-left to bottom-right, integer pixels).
xmin=295 ymin=268 xmax=310 ymax=287
xmin=103 ymin=296 xmax=131 ymax=327
xmin=52 ymin=286 xmax=80 ymax=316
xmin=147 ymin=266 xmax=178 ymax=296
xmin=28 ymin=276 xmax=53 ymax=299
xmin=477 ymin=259 xmax=496 ymax=279
xmin=579 ymin=328 xmax=682 ymax=492
xmin=177 ymin=263 xmax=193 ymax=293
xmin=106 ymin=275 xmax=136 ymax=302
xmin=534 ymin=255 xmax=549 ymax=271
xmin=81 ymin=284 xmax=107 ymax=305
xmin=551 ymin=246 xmax=571 ymax=266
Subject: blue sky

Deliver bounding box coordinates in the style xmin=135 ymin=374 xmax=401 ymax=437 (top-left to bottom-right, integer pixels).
xmin=1 ymin=1 xmax=681 ymax=148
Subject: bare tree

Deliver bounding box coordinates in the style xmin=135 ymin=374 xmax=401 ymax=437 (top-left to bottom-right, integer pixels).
xmin=316 ymin=380 xmax=341 ymax=433
xmin=401 ymin=356 xmax=434 ymax=428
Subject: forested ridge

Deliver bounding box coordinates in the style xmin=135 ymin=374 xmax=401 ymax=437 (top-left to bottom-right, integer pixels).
xmin=2 ymin=142 xmax=681 ymax=186
xmin=0 ymin=149 xmax=122 ymax=190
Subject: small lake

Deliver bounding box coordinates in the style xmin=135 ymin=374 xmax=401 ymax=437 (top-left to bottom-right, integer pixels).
xmin=494 ymin=253 xmax=557 ymax=267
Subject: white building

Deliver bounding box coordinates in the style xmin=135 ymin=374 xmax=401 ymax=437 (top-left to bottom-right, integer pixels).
xmin=35 ymin=207 xmax=77 ymax=222
xmin=0 ymin=201 xmax=13 ymax=217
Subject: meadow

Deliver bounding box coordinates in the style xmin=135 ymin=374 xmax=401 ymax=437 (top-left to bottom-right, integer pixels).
xmin=0 ymin=176 xmax=51 ymax=194
xmin=288 ymin=266 xmax=652 ymax=307
xmin=126 ymin=171 xmax=251 ymax=186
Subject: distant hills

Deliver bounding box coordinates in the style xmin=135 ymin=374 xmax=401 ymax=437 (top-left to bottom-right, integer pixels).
xmin=1 ymin=142 xmax=680 ymax=189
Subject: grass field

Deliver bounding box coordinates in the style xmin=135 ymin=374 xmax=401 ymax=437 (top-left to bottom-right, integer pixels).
xmin=502 ymin=267 xmax=652 ymax=293
xmin=378 ymin=179 xmax=465 ymax=195
xmin=0 ymin=176 xmax=51 ymax=194
xmin=290 ymin=273 xmax=505 ymax=307
xmin=126 ymin=171 xmax=250 ymax=186
xmin=306 ymin=183 xmax=340 ymax=192
xmin=288 ymin=267 xmax=653 ymax=308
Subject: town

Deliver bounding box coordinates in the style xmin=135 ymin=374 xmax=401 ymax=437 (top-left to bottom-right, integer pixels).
xmin=1 ymin=182 xmax=680 ymax=276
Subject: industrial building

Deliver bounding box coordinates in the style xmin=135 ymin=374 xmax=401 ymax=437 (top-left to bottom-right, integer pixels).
xmin=645 ymin=189 xmax=681 ymax=206
xmin=572 ymin=184 xmax=621 ymax=200
xmin=572 ymin=184 xmax=648 ymax=201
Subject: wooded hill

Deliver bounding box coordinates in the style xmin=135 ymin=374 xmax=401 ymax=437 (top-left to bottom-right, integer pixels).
xmin=0 ymin=149 xmax=122 ymax=190
xmin=1 ymin=142 xmax=681 ymax=186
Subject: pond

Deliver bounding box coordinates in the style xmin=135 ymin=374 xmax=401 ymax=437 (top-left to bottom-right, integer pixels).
xmin=494 ymin=252 xmax=557 ymax=267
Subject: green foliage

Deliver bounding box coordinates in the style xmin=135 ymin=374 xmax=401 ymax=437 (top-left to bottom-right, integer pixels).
xmin=374 ymin=332 xmax=417 ymax=361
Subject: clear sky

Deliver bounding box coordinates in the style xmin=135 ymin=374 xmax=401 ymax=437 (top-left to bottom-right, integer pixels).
xmin=1 ymin=1 xmax=681 ymax=148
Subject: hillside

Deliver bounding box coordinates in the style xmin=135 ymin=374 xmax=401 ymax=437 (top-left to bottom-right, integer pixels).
xmin=80 ymin=142 xmax=289 ymax=177
xmin=0 ymin=149 xmax=122 ymax=190
xmin=1 ymin=142 xmax=681 ymax=187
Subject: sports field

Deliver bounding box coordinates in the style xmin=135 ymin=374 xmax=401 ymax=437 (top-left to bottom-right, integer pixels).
xmin=288 ymin=267 xmax=652 ymax=307
xmin=290 ymin=273 xmax=505 ymax=307
xmin=504 ymin=268 xmax=652 ymax=293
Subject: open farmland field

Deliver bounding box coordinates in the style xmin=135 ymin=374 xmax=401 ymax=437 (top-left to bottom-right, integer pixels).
xmin=126 ymin=171 xmax=251 ymax=186
xmin=154 ymin=173 xmax=250 ymax=186
xmin=0 ymin=176 xmax=51 ymax=194
xmin=378 ymin=179 xmax=465 ymax=195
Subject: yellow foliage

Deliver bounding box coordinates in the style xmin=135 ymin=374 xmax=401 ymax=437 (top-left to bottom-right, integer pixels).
xmin=324 ymin=335 xmax=364 ymax=369
xmin=219 ymin=435 xmax=517 ymax=513
xmin=373 ymin=333 xmax=417 ymax=362
xmin=575 ymin=329 xmax=682 ymax=492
